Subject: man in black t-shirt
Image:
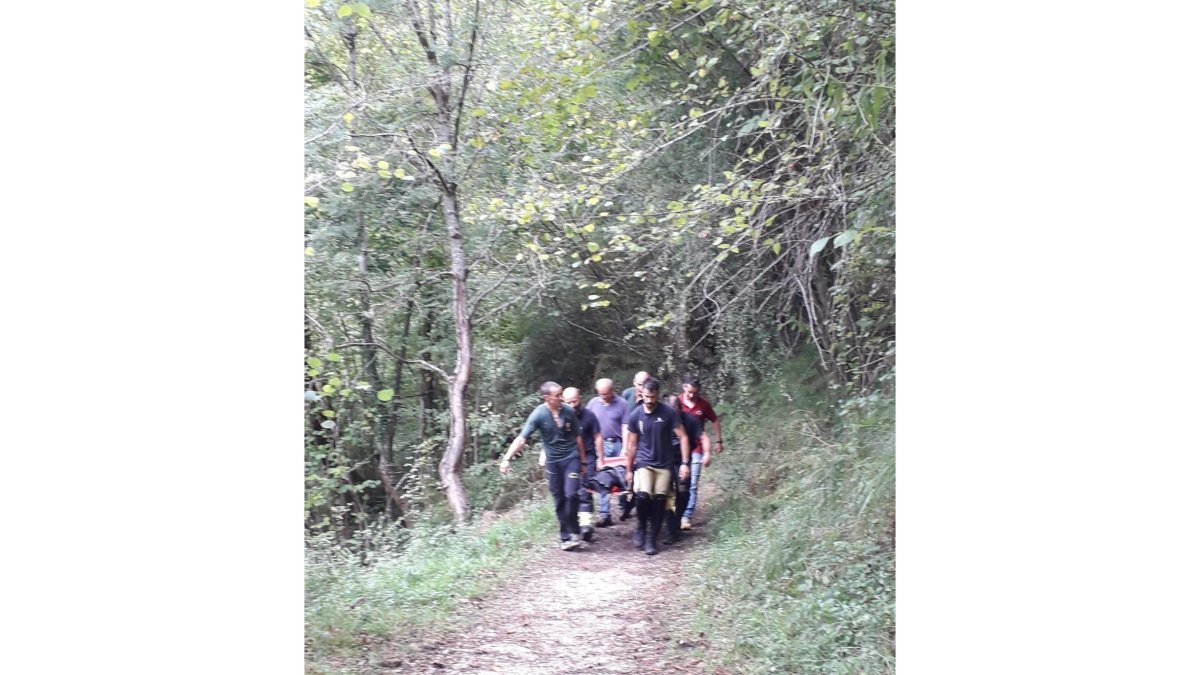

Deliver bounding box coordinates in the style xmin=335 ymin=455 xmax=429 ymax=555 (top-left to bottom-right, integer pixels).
xmin=623 ymin=378 xmax=691 ymax=555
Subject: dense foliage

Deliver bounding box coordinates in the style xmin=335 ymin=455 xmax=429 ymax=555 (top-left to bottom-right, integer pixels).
xmin=304 ymin=0 xmax=893 ymax=534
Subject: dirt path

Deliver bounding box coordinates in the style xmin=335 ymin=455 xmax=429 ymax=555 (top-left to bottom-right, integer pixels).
xmin=378 ymin=483 xmax=723 ymax=674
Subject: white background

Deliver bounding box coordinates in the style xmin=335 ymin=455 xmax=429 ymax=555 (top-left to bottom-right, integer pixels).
xmin=1 ymin=1 xmax=1197 ymax=672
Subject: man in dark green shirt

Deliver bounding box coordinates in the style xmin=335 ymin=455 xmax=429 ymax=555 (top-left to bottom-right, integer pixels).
xmin=499 ymin=381 xmax=589 ymax=550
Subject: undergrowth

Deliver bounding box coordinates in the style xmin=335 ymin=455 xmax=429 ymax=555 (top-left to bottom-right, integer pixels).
xmin=304 ymin=498 xmax=554 ymax=670
xmin=685 ymin=363 xmax=895 ymax=673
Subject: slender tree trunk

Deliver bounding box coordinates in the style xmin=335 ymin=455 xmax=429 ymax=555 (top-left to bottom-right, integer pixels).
xmin=438 ymin=183 xmax=472 ymax=522
xmin=405 ymin=0 xmax=480 ymax=524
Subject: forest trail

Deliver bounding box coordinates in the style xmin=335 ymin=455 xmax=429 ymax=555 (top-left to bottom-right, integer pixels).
xmin=378 ymin=481 xmax=727 ymax=674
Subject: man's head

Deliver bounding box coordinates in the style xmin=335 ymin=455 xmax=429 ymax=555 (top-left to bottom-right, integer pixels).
xmin=664 ymin=393 xmax=681 ymax=412
xmin=594 ymin=378 xmax=614 ymax=403
xmin=540 ymin=381 xmax=564 ymax=409
xmin=640 ymin=377 xmax=661 ymax=411
xmin=633 ymin=371 xmax=650 ymax=399
xmin=563 ymin=387 xmax=582 ymax=411
xmin=681 ymin=374 xmax=701 ymax=400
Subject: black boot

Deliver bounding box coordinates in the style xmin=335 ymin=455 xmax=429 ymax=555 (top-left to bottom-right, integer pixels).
xmin=663 ymin=512 xmax=680 ymax=545
xmin=645 ymin=495 xmax=665 ymax=555
xmin=633 ymin=493 xmax=650 ymax=547
xmin=619 ymin=494 xmax=634 ymax=521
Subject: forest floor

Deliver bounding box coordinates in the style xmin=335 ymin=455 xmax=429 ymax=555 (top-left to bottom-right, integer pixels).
xmin=360 ymin=481 xmax=729 ymax=674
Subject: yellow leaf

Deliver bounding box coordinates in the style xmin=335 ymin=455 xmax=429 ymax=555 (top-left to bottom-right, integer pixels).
xmin=305 ymin=247 xmax=315 ymax=256
xmin=305 ymin=0 xmax=319 ymax=7
xmin=304 ymin=196 xmax=319 ymax=208
xmin=376 ymin=161 xmax=389 ymax=170
xmin=343 ymin=112 xmax=354 ymax=123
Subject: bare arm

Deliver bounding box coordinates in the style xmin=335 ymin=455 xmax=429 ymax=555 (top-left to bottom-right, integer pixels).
xmin=499 ymin=435 xmax=527 ymax=474
xmin=624 ymin=431 xmax=638 ymax=475
xmin=712 ymin=417 xmax=724 ymax=454
xmin=675 ymin=425 xmax=691 ymax=479
xmin=700 ymin=431 xmax=712 ymax=467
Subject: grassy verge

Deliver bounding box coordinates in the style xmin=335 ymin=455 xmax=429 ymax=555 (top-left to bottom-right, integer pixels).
xmin=304 ymin=498 xmax=555 ymax=672
xmin=683 ymin=364 xmax=895 ymax=673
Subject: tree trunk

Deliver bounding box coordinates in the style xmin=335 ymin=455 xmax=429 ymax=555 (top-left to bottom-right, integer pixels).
xmin=438 ymin=184 xmax=472 ymax=523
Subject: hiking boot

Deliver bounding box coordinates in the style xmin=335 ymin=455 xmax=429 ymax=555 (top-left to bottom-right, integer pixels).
xmin=581 ymin=526 xmax=595 ymax=542
xmin=619 ymin=499 xmax=634 ymax=521
xmin=643 ymin=537 xmax=658 ymax=556
xmin=680 ymin=517 xmax=692 ymax=530
xmin=596 ymin=515 xmax=614 ymax=528
xmin=632 ymin=527 xmax=645 ymax=548
xmin=562 ymin=533 xmax=582 ymax=551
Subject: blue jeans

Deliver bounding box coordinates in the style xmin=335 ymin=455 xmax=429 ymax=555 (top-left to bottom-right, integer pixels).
xmin=545 ymin=454 xmax=581 ymax=539
xmin=682 ymin=456 xmax=702 ymax=519
xmin=598 ymin=439 xmax=624 ymax=516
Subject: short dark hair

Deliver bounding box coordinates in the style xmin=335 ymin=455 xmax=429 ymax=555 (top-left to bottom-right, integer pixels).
xmin=681 ymin=374 xmax=701 ymax=389
xmin=641 ymin=377 xmax=661 ymax=394
xmin=539 ymin=381 xmax=562 ymax=396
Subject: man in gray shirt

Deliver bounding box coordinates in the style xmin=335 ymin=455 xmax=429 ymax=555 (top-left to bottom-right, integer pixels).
xmin=586 ymin=378 xmax=630 ymax=527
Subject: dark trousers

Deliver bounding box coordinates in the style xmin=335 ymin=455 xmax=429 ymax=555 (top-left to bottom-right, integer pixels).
xmin=545 ymin=454 xmax=581 ymax=538
xmin=577 ymin=455 xmax=597 ymax=515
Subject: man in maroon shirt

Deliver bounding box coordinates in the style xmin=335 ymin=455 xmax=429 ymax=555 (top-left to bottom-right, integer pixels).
xmin=678 ymin=374 xmax=723 ymax=529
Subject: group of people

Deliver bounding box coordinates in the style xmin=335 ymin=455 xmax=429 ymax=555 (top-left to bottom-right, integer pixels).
xmin=498 ymin=371 xmax=724 ymax=556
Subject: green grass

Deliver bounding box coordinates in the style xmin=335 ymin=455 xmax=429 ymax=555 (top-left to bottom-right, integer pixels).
xmin=682 ymin=364 xmax=895 ymax=674
xmin=304 ymin=499 xmax=555 ymax=670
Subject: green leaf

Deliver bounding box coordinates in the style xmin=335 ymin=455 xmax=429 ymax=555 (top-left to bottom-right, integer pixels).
xmin=325 ymin=352 xmax=342 ymax=362
xmin=377 ymin=389 xmax=394 ymax=402
xmin=771 ymin=242 xmax=782 ymax=255
xmin=307 ymin=357 xmax=322 ymax=369
xmin=341 ymin=182 xmax=354 ymax=192
xmin=833 ymin=229 xmax=857 ymax=248
xmin=809 ymin=236 xmax=830 ymax=258
xmin=322 ymin=410 xmax=336 ymax=418
xmin=354 ymin=2 xmax=370 ymax=18
xmin=304 ymin=196 xmax=320 ymax=208
xmin=336 ymin=4 xmax=352 ymax=18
